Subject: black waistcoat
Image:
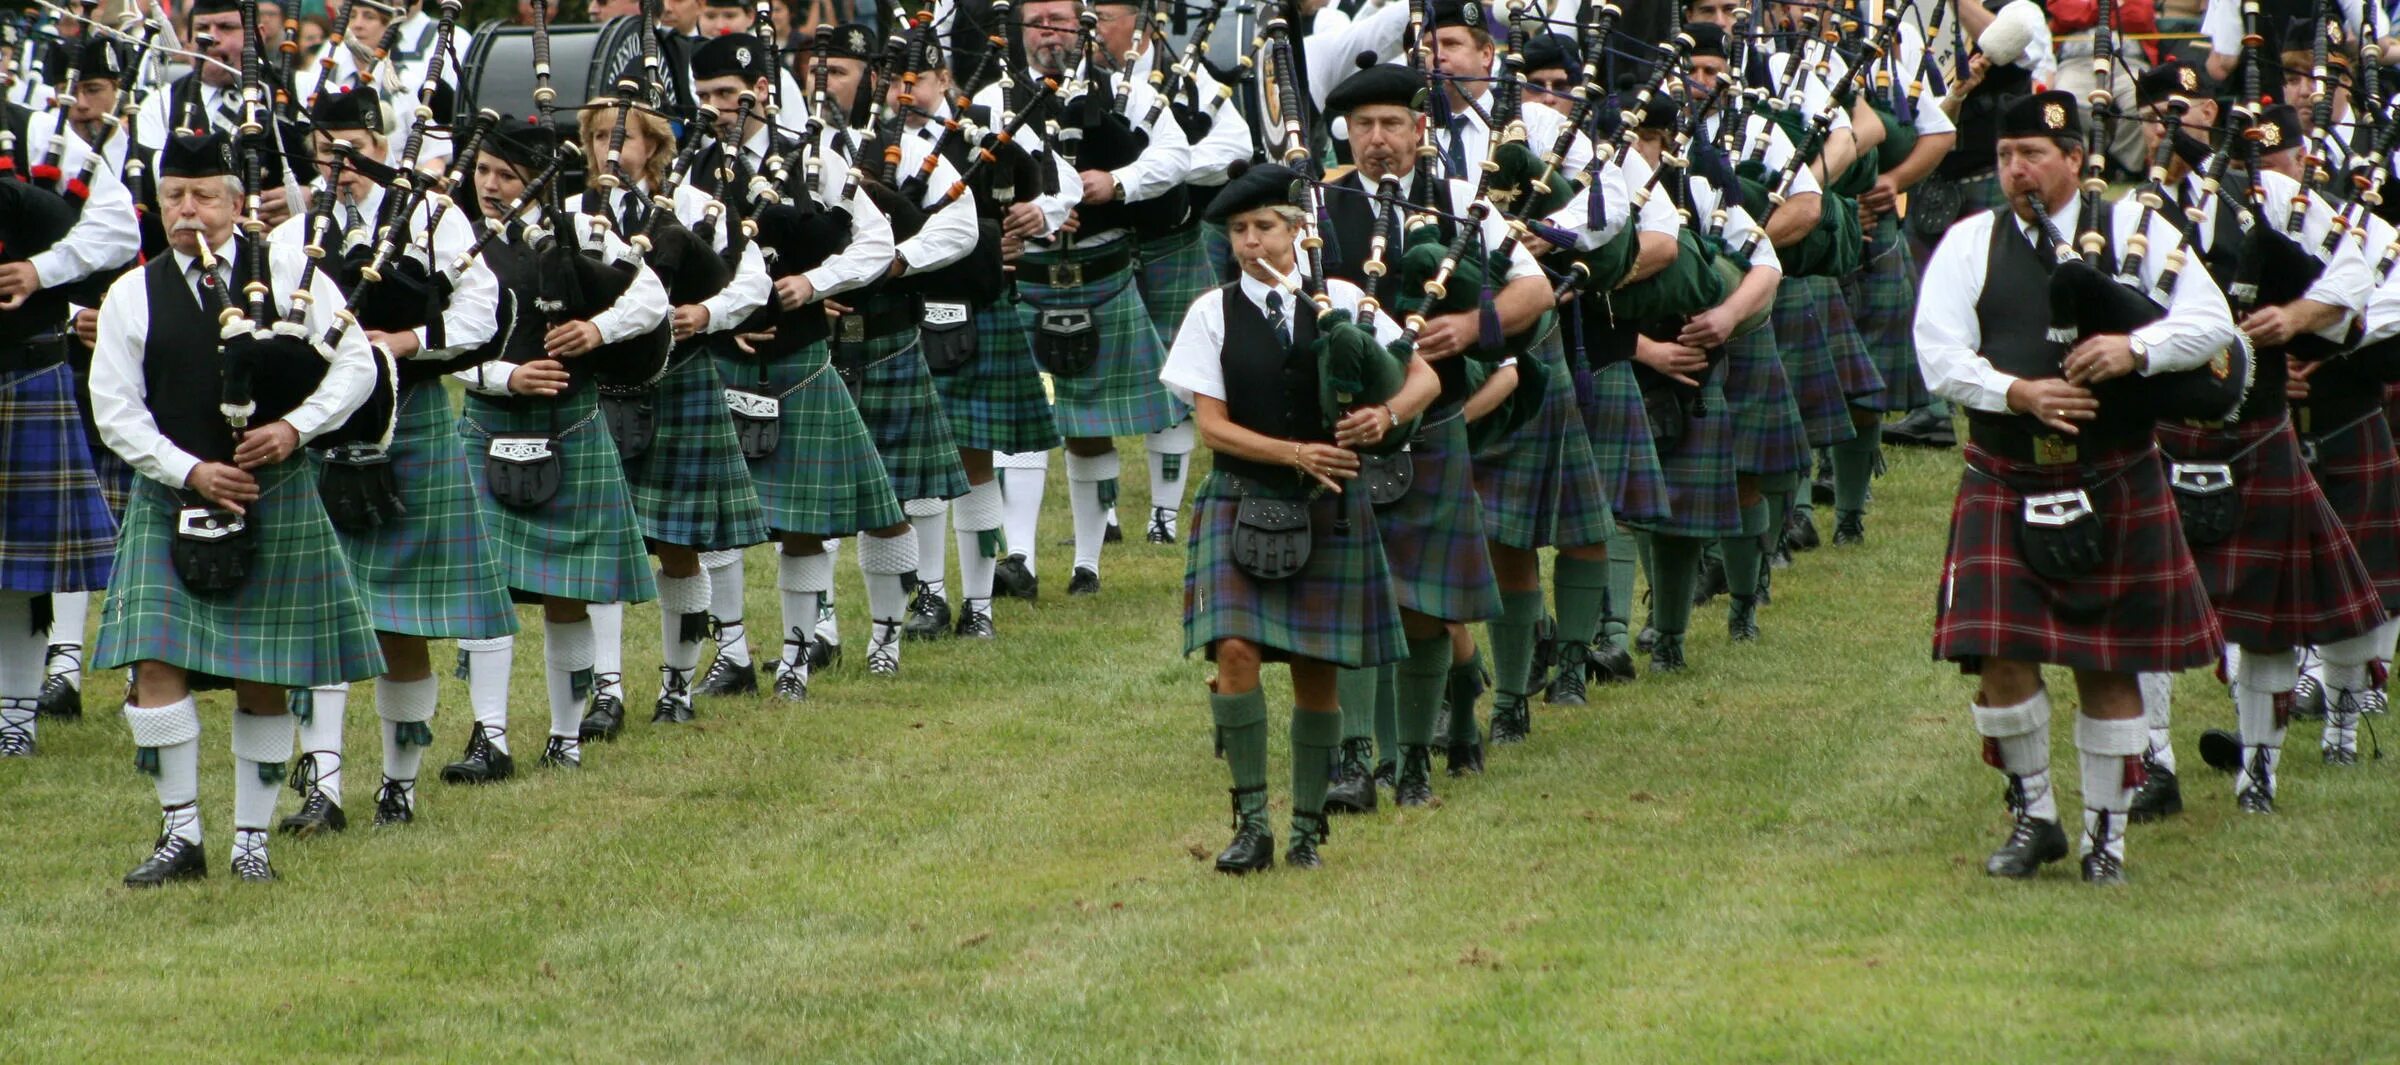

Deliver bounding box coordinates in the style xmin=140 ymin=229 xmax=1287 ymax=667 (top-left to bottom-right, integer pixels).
xmin=142 ymin=247 xmax=308 ymax=465
xmin=1320 ymin=169 xmax=1473 ymax=411
xmin=1214 ymin=283 xmax=1325 ymax=490
xmin=1966 ymin=215 xmax=2152 ymax=455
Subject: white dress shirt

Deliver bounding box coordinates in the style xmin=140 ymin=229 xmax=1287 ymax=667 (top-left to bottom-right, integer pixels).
xmin=956 ymin=88 xmax=1083 ymax=238
xmin=1914 ymin=195 xmax=2240 ymax=415
xmin=266 ymin=181 xmax=501 ymax=359
xmin=1161 ymin=271 xmax=1406 ymax=406
xmin=14 ymin=118 xmax=139 ymax=292
xmin=90 ymin=233 xmax=376 ymax=488
xmin=884 ymin=126 xmax=982 ymax=275
xmin=734 ymin=123 xmax=900 ymax=298
xmin=452 ymin=207 xmax=674 ymax=397
xmin=2175 ymin=167 xmax=2370 ymax=341
xmin=1620 ymin=152 xmax=1782 ymax=276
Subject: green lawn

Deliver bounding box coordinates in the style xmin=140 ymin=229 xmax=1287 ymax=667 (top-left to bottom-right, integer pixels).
xmin=7 ymin=439 xmax=2400 ymax=1062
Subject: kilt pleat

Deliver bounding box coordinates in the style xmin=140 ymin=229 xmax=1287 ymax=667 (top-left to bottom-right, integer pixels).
xmin=1375 ymin=415 xmax=1502 ymax=623
xmin=1474 ymin=332 xmax=1609 ymax=549
xmin=2156 ymin=419 xmax=2387 ymax=648
xmin=94 ymin=459 xmax=387 ymax=687
xmin=1772 ymin=279 xmax=1863 ymax=448
xmin=1933 ymin=444 xmax=2223 ymax=674
xmin=460 ymin=389 xmax=658 ymax=605
xmin=324 ymin=382 xmax=515 ymax=640
xmin=1588 ymin=361 xmax=1671 ymax=525
xmin=622 ymin=348 xmax=770 ymax=552
xmin=1641 ymin=376 xmax=1743 ymax=539
xmin=713 ymin=343 xmax=906 ymax=538
xmin=1723 ymin=326 xmax=1812 ymax=476
xmin=935 ymin=299 xmax=1063 ymax=455
xmin=849 ymin=332 xmax=970 ymax=504
xmin=2305 ymin=412 xmax=2400 ymax=609
xmin=0 ymin=363 xmax=116 ymax=593
xmin=1182 ymin=472 xmax=1408 ymax=669
xmin=1841 ymin=217 xmax=1931 ymax=412
xmin=91 ymin=446 xmax=133 ymax=519
xmin=1135 ymin=225 xmax=1215 ymax=350
xmin=1015 ymin=257 xmax=1183 ymax=438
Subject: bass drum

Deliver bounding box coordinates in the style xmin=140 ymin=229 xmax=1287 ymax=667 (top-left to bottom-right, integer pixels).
xmin=455 ymin=16 xmax=650 ymax=161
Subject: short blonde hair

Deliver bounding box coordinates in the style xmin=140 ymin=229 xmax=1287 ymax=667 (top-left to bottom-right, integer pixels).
xmin=577 ymin=100 xmax=674 ymax=188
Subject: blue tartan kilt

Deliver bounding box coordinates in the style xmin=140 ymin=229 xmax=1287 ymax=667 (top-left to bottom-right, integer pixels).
xmin=1772 ymin=277 xmax=1863 ymax=448
xmin=92 ymin=445 xmax=132 ymax=519
xmin=1474 ymin=331 xmax=1608 ymax=549
xmin=1136 ymin=225 xmax=1215 ymax=348
xmin=1182 ymin=471 xmax=1408 ymax=669
xmin=714 ymin=342 xmax=905 ymax=538
xmin=1640 ymin=376 xmax=1742 ymax=539
xmin=1588 ymin=361 xmax=1670 ymax=526
xmin=1843 ymin=217 xmax=1931 ymax=412
xmin=934 ymin=298 xmax=1062 ymax=455
xmin=0 ymin=362 xmax=116 ymax=593
xmin=1375 ymin=414 xmax=1502 ymax=623
xmin=848 ymin=330 xmax=970 ymax=504
xmin=95 ymin=459 xmax=387 ymax=688
xmin=324 ymin=381 xmax=515 ymax=640
xmin=1724 ymin=326 xmax=1812 ymax=477
xmin=622 ymin=346 xmax=770 ymax=552
xmin=459 ymin=389 xmax=658 ymax=605
xmin=1015 ymin=256 xmax=1183 ymax=438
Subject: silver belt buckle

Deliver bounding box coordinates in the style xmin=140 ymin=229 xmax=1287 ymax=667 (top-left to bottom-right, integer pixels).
xmin=2023 ymin=489 xmax=2096 ymax=527
xmin=175 ymin=505 xmax=246 ymax=541
xmin=1053 ymin=260 xmax=1083 ymax=287
xmin=839 ymin=314 xmax=866 ymax=343
xmin=2298 ymin=436 xmax=2322 ymax=466
xmin=2167 ymin=461 xmax=2235 ymax=495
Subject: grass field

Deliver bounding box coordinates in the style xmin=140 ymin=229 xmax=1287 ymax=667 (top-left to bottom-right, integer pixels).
xmin=7 ymin=438 xmax=2400 ymax=1062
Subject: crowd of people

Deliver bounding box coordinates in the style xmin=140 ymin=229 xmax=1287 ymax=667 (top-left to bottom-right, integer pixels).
xmin=1 ymin=0 xmax=2395 ymax=889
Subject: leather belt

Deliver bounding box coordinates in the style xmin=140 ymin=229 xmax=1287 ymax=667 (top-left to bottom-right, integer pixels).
xmin=0 ymin=333 xmax=70 ymax=375
xmin=1019 ymin=243 xmax=1135 ymax=289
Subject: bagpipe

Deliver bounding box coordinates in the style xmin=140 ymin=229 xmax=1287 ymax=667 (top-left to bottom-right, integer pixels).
xmin=1723 ymin=0 xmax=1885 ymax=277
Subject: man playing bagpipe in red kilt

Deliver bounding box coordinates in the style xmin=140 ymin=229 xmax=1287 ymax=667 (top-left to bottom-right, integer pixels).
xmin=1914 ymin=91 xmax=2239 ymax=885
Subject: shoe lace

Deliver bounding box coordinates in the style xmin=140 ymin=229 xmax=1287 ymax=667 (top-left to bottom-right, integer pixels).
xmin=545 ymin=736 xmax=580 ymax=764
xmin=231 ymin=845 xmax=272 ymax=879
xmin=774 ymin=663 xmax=809 ymax=698
xmin=376 ymin=777 xmax=415 ymax=815
xmin=0 ymin=700 xmax=32 ymax=754
xmin=659 ymin=665 xmax=693 ymax=699
xmin=461 ymin=723 xmax=496 ymax=762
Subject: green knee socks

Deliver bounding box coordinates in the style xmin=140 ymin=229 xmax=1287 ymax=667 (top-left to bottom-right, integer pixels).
xmin=1832 ymin=419 xmax=1881 ymax=515
xmin=1336 ymin=667 xmax=1378 ymax=746
xmin=1724 ymin=500 xmax=1769 ymax=597
xmin=1648 ymin=535 xmax=1705 ymax=636
xmin=1291 ymin=709 xmax=1341 ymax=822
xmin=1211 ymin=688 xmax=1270 ymax=827
xmin=1604 ymin=526 xmax=1638 ymax=650
xmin=1489 ymin=587 xmax=1544 ymax=700
xmin=1397 ymin=633 xmax=1449 ymax=747
xmin=1553 ymin=556 xmax=1610 ymax=654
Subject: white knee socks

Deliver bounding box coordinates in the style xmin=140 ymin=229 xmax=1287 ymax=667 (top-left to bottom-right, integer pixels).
xmin=2237 ymin=647 xmax=2299 ymax=799
xmin=295 ymin=684 xmax=347 ymax=804
xmin=1973 ymin=690 xmax=2056 ymax=822
xmin=543 ymin=617 xmax=596 ymax=744
xmin=857 ymin=532 xmax=919 ymax=659
xmin=779 ymin=551 xmax=834 ymax=669
xmin=2075 ymin=714 xmax=2147 ymax=863
xmin=377 ymin=675 xmax=438 ymax=803
xmin=457 ymin=635 xmax=515 ymax=753
xmin=2138 ymin=671 xmax=2176 ymax=774
xmin=588 ymin=602 xmax=625 ymax=704
xmin=953 ymin=479 xmax=1005 ymax=613
xmin=703 ymin=550 xmax=751 ymax=667
xmin=997 ymin=450 xmax=1049 ymax=574
xmin=126 ymin=697 xmax=202 ymax=842
xmin=1146 ymin=418 xmax=1195 ymax=538
xmin=908 ymin=498 xmax=949 ymax=603
xmin=1065 ymin=449 xmax=1119 ymax=574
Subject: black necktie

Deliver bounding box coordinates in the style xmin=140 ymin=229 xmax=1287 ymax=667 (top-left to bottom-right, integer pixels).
xmin=1266 ymin=290 xmax=1289 ymax=347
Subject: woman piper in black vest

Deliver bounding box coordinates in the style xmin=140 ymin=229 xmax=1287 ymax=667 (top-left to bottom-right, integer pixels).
xmin=1161 ymin=163 xmax=1434 ymax=874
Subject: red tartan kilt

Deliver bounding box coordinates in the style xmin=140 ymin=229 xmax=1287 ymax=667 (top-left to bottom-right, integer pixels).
xmin=2305 ymin=413 xmax=2400 ymax=609
xmin=2156 ymin=419 xmax=2388 ymax=648
xmin=1934 ymin=443 xmax=2223 ymax=674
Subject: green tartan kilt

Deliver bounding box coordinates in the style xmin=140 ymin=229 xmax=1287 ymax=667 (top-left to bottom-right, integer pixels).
xmin=321 ymin=381 xmax=515 ymax=640
xmin=712 ymin=342 xmax=905 ymax=537
xmin=1725 ymin=326 xmax=1812 ymax=476
xmin=621 ymin=346 xmax=770 ymax=552
xmin=459 ymin=389 xmax=658 ymax=605
xmin=95 ymin=459 xmax=387 ymax=688
xmin=1957 ymin=174 xmax=2006 ymax=222
xmin=847 ymin=330 xmax=970 ymax=504
xmin=1375 ymin=414 xmax=1502 ymax=623
xmin=933 ymin=298 xmax=1063 ymax=455
xmin=1015 ymin=256 xmax=1183 ymax=438
xmin=1841 ymin=216 xmax=1931 ymax=412
xmin=1771 ymin=278 xmax=1862 ymax=448
xmin=1182 ymin=471 xmax=1408 ymax=669
xmin=1202 ymin=221 xmax=1232 ymax=282
xmin=1640 ymin=376 xmax=1743 ymax=539
xmin=1586 ymin=360 xmax=1670 ymax=526
xmin=1135 ymin=225 xmax=1215 ymax=348
xmin=1473 ymin=332 xmax=1610 ymax=549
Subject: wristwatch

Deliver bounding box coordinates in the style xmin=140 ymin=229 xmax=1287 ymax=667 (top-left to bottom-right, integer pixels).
xmin=2128 ymin=335 xmax=2150 ymax=373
